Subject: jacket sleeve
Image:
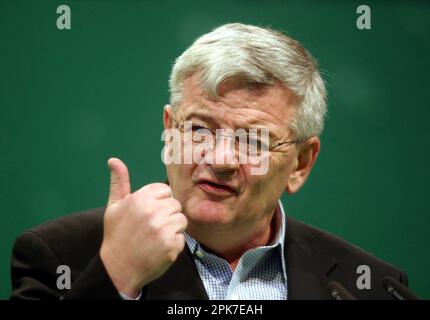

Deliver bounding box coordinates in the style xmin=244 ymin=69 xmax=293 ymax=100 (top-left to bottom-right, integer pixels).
xmin=10 ymin=231 xmax=122 ymax=300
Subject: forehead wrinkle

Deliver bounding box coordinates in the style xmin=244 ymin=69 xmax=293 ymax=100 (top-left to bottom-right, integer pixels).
xmin=216 ymin=83 xmax=295 ymax=127
xmin=224 ymin=111 xmax=288 ymax=140
xmin=179 ymin=73 xmax=295 ymax=137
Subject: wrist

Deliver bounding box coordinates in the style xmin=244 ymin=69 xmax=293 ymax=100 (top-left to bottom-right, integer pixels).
xmin=99 ymin=245 xmax=143 ymax=298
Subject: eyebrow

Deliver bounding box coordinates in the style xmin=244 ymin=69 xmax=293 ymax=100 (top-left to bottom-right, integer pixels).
xmin=183 ymin=111 xmax=218 ymax=126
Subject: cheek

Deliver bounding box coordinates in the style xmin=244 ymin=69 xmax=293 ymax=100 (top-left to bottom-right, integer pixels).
xmin=244 ymin=158 xmax=290 ymax=198
xmin=168 ymin=163 xmax=194 ymax=180
xmin=167 ymin=163 xmax=196 ymax=198
xmin=169 ymin=167 xmax=202 ymax=220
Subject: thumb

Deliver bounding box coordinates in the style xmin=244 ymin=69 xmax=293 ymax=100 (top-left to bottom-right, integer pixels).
xmin=107 ymin=157 xmax=131 ymax=205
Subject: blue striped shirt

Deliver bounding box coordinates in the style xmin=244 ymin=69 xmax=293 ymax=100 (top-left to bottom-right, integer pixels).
xmin=184 ymin=200 xmax=287 ymax=300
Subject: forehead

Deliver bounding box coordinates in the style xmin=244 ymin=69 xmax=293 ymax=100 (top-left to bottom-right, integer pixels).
xmin=177 ymin=72 xmax=297 ymax=131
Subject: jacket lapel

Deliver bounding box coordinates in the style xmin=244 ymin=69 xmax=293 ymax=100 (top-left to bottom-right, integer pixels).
xmin=285 ymin=216 xmax=338 ymax=299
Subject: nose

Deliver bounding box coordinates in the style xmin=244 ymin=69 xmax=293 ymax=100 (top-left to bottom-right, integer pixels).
xmin=209 ymin=135 xmax=240 ymax=174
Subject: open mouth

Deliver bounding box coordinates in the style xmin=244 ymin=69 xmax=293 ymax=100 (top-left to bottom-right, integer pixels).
xmin=197 ymin=180 xmax=237 ymax=196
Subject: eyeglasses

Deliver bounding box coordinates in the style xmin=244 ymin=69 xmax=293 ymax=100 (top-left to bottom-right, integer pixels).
xmin=172 ymin=117 xmax=297 ymax=157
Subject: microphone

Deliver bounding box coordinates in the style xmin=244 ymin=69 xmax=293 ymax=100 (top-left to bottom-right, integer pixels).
xmin=328 ymin=281 xmax=357 ymax=300
xmin=382 ymin=276 xmax=419 ymax=300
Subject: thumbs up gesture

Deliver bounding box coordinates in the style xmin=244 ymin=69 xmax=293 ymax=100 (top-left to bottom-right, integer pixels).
xmin=100 ymin=158 xmax=188 ymax=298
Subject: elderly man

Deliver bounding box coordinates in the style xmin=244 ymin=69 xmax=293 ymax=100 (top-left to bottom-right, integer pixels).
xmin=10 ymin=23 xmax=408 ymax=300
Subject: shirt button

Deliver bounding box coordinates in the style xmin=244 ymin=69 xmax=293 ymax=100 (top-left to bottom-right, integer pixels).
xmin=195 ymin=250 xmax=204 ymax=259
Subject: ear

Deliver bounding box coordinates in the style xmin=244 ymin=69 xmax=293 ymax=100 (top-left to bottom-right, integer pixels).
xmin=285 ymin=136 xmax=320 ymax=194
xmin=163 ymin=104 xmax=174 ymax=130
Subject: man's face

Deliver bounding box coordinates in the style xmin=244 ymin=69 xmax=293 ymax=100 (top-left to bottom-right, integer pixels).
xmin=164 ymin=72 xmax=302 ymax=232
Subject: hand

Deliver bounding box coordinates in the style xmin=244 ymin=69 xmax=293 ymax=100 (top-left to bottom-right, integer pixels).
xmin=100 ymin=158 xmax=187 ymax=298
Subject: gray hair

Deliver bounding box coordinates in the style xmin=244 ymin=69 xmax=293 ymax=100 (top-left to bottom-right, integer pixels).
xmin=169 ymin=23 xmax=327 ymax=141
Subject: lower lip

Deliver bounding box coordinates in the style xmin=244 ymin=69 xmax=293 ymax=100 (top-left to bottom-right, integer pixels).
xmin=198 ymin=182 xmax=236 ymax=197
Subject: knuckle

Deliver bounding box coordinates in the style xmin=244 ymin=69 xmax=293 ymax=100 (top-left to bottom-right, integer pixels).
xmin=143 ymin=182 xmax=170 ymax=194
xmin=155 ymin=198 xmax=181 ymax=215
xmin=143 ymin=200 xmax=157 ymax=214
xmin=177 ymin=214 xmax=188 ymax=228
xmin=135 ymin=194 xmax=157 ymax=213
xmin=159 ymin=183 xmax=172 ymax=194
xmin=147 ymin=215 xmax=163 ymax=231
xmin=183 ymin=217 xmax=189 ymax=229
xmin=166 ymin=198 xmax=182 ymax=212
xmin=130 ymin=194 xmax=155 ymax=217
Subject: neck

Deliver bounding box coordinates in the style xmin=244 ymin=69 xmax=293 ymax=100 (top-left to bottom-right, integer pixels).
xmin=188 ymin=206 xmax=279 ymax=271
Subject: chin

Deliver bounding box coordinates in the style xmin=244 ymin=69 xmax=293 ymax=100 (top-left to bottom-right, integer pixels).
xmin=185 ymin=197 xmax=233 ymax=225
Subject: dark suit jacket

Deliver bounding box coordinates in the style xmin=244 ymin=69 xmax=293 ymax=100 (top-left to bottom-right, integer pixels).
xmin=10 ymin=207 xmax=408 ymax=300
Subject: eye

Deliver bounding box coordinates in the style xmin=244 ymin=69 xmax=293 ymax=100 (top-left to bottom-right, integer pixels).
xmin=189 ymin=125 xmax=214 ymax=144
xmin=191 ymin=125 xmax=207 ymax=132
xmin=247 ymin=135 xmax=270 ymax=154
xmin=247 ymin=135 xmax=260 ymax=146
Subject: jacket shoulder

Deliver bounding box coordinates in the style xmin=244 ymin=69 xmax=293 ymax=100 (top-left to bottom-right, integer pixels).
xmin=18 ymin=207 xmax=105 ymax=269
xmin=287 ymin=216 xmax=408 ymax=298
xmin=27 ymin=207 xmax=105 ymax=238
xmin=292 ymin=218 xmax=402 ymax=271
xmin=10 ymin=207 xmax=123 ymax=300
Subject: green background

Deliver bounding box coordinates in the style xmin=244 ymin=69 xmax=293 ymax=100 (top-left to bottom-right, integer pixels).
xmin=1 ymin=0 xmax=429 ymax=299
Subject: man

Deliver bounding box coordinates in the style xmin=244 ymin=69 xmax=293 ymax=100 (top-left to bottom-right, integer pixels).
xmin=10 ymin=23 xmax=408 ymax=300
